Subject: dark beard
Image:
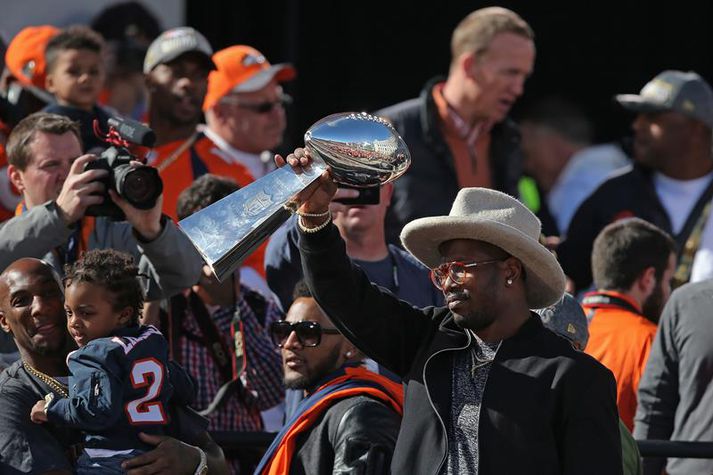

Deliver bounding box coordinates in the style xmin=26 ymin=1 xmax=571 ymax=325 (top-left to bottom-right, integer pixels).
xmin=165 ymin=111 xmax=200 ymax=127
xmin=641 ymin=282 xmax=664 ymax=324
xmin=283 ymin=344 xmax=343 ymax=391
xmin=152 ymin=93 xmax=201 ymax=128
xmin=450 ymin=271 xmax=499 ymax=331
xmin=453 ymin=308 xmax=497 ymax=332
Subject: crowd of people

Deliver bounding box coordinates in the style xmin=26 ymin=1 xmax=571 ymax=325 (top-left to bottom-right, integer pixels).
xmin=0 ymin=3 xmax=712 ymax=475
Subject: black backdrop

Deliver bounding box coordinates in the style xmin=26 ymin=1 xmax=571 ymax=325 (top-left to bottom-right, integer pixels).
xmin=186 ymin=0 xmax=713 ymax=153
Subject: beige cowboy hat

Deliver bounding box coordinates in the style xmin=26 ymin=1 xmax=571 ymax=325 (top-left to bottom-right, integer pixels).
xmin=400 ymin=188 xmax=565 ymax=308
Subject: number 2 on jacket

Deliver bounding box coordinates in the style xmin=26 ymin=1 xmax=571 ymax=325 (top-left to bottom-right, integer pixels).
xmin=125 ymin=358 xmax=168 ymax=425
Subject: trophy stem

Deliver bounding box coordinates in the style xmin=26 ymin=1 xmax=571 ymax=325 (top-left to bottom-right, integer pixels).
xmin=179 ymin=157 xmax=328 ymax=281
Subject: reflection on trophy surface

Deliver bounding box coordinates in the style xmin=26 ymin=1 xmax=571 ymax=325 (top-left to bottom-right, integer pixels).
xmin=179 ymin=111 xmax=411 ymax=281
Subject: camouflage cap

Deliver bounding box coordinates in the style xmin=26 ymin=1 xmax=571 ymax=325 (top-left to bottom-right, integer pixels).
xmin=535 ymin=293 xmax=589 ymax=350
xmin=616 ymin=70 xmax=713 ymax=129
xmin=143 ymin=27 xmax=215 ymax=74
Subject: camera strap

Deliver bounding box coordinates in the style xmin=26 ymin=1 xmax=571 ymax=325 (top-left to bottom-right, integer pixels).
xmin=186 ymin=290 xmax=236 ymax=385
xmin=230 ymin=299 xmax=247 ymax=380
xmin=156 ymin=131 xmax=200 ymax=173
xmin=16 ymin=202 xmax=94 ymax=266
xmin=60 ymin=217 xmax=96 ymax=266
xmin=165 ymin=289 xmax=254 ymax=416
xmin=581 ymin=291 xmax=642 ymax=316
xmin=164 ymin=294 xmax=185 ymax=364
xmin=672 ymin=176 xmax=713 ymax=288
xmin=164 ymin=290 xmax=236 ymax=385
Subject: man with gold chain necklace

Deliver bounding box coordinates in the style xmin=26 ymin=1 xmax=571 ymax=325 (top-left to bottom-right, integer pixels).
xmin=0 ymin=257 xmax=227 ymax=474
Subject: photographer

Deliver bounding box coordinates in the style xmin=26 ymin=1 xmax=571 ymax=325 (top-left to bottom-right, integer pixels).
xmin=0 ymin=112 xmax=202 ymax=299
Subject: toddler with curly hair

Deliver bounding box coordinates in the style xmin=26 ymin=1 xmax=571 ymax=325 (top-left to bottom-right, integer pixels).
xmin=30 ymin=249 xmax=195 ymax=474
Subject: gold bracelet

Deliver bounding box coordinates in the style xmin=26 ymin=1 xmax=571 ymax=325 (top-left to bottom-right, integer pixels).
xmin=283 ymin=201 xmax=330 ymax=218
xmin=296 ymin=208 xmax=330 ymax=218
xmin=298 ymin=212 xmax=332 ymax=233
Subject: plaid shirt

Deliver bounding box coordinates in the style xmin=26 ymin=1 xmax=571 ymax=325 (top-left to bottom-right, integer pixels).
xmin=178 ymin=286 xmax=284 ymax=432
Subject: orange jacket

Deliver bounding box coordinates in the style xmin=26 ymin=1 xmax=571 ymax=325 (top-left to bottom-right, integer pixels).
xmin=150 ymin=132 xmax=266 ymax=277
xmin=258 ymin=366 xmax=404 ymax=475
xmin=149 ymin=132 xmax=254 ymax=220
xmin=583 ymin=290 xmax=657 ymax=431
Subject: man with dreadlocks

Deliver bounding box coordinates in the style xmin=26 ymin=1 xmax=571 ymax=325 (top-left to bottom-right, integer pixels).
xmin=29 ymin=249 xmax=199 ymax=474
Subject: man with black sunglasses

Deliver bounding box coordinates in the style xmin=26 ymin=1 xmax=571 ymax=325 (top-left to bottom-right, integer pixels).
xmin=279 ymin=148 xmax=622 ymax=474
xmin=256 ymin=280 xmax=402 ymax=475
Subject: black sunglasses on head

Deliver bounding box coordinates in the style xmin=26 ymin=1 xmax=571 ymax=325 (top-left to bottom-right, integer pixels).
xmin=269 ymin=320 xmax=340 ymax=348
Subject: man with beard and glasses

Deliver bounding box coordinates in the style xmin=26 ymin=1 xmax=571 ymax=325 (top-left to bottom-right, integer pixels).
xmin=255 ymin=280 xmax=402 ymax=475
xmin=279 ymin=147 xmax=622 ymax=475
xmin=583 ymin=217 xmax=676 ymax=432
xmin=0 ymin=258 xmax=228 ymax=474
xmin=143 ymin=27 xmax=253 ymax=222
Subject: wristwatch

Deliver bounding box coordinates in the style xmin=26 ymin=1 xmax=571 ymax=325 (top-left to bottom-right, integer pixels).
xmin=193 ymin=446 xmax=208 ymax=475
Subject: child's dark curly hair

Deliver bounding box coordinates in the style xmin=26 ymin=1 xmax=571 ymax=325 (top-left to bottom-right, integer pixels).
xmin=64 ymin=249 xmax=143 ymax=326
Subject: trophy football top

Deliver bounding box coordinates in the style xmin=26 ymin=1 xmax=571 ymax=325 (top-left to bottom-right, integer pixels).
xmin=304 ymin=112 xmax=411 ymax=187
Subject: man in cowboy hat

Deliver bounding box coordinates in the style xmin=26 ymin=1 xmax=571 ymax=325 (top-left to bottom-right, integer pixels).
xmin=278 ymin=148 xmax=622 ymax=474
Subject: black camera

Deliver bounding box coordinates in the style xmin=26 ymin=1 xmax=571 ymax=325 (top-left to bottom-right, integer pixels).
xmin=84 ymin=117 xmax=163 ymax=220
xmin=333 ymin=185 xmax=380 ymax=205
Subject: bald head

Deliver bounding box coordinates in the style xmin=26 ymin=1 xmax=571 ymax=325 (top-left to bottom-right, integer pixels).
xmin=0 ymin=258 xmax=62 ymax=303
xmin=0 ymin=258 xmax=67 ymax=358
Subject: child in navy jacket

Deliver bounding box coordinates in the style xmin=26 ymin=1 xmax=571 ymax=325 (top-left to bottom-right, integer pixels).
xmin=30 ymin=249 xmax=194 ymax=473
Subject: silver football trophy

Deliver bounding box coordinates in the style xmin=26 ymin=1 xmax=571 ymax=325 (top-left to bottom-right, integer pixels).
xmin=179 ymin=112 xmax=411 ymax=281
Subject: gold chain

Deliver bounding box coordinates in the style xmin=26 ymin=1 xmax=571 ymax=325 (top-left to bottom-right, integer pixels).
xmin=23 ymin=361 xmax=69 ymax=398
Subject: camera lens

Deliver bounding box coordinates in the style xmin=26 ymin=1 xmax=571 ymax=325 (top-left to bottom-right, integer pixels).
xmin=124 ymin=170 xmax=153 ymax=201
xmin=114 ymin=165 xmax=163 ymax=209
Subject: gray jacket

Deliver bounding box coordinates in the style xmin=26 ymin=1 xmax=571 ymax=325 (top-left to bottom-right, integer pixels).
xmin=634 ymin=279 xmax=713 ymax=475
xmin=0 ymin=201 xmax=202 ymax=300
